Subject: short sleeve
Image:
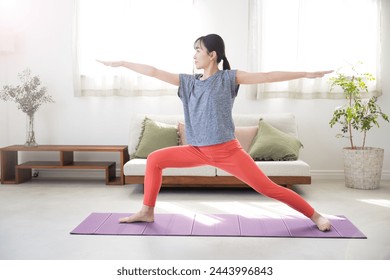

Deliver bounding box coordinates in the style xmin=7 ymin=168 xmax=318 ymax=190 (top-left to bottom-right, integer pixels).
xmin=178 ymin=74 xmax=195 ymax=99
xmin=226 ymin=70 xmax=240 ymax=98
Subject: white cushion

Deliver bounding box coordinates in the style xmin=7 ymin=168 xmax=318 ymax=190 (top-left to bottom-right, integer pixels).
xmin=232 ymin=113 xmax=299 ymax=137
xmin=124 ymin=158 xmax=216 ymax=176
xmin=216 ymin=160 xmax=310 ymax=177
xmin=125 ymin=159 xmax=310 ymax=177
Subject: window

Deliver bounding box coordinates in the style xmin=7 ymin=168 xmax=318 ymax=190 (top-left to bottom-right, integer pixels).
xmin=73 ymin=0 xmax=195 ymax=96
xmin=247 ymin=0 xmax=381 ymax=99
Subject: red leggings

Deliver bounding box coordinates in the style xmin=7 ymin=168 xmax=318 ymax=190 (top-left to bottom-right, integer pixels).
xmin=143 ymin=139 xmax=315 ymax=218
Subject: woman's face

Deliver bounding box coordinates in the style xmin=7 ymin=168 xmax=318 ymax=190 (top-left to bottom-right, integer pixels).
xmin=193 ymin=40 xmax=212 ymax=70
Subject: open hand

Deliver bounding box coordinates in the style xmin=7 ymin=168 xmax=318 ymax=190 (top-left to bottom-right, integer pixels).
xmin=96 ymin=60 xmax=122 ymax=67
xmin=305 ymin=70 xmax=334 ymax=78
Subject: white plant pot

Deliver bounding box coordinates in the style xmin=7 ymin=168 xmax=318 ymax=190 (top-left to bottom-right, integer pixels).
xmin=343 ymin=147 xmax=384 ymax=189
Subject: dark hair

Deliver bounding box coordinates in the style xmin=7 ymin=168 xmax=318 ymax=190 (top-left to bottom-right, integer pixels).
xmin=194 ymin=34 xmax=231 ymax=70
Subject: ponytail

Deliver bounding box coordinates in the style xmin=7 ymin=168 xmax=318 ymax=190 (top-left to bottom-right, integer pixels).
xmin=222 ymin=56 xmax=231 ymax=70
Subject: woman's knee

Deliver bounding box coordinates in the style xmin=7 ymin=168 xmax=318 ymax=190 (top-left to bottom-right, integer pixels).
xmin=146 ymin=149 xmax=167 ymax=169
xmin=148 ymin=150 xmax=163 ymax=161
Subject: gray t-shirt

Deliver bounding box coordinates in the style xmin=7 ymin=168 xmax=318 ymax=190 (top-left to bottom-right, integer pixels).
xmin=178 ymin=70 xmax=239 ymax=146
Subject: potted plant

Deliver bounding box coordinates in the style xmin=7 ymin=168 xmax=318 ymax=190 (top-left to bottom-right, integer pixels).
xmin=329 ymin=63 xmax=389 ymax=189
xmin=0 ymin=69 xmax=54 ymax=147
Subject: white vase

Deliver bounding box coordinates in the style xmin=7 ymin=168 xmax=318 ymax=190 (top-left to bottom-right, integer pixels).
xmin=25 ymin=113 xmax=38 ymax=147
xmin=343 ymin=147 xmax=384 ymax=189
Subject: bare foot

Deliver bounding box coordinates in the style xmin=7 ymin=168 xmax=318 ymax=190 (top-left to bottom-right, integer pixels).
xmin=119 ymin=205 xmax=154 ymax=223
xmin=310 ymin=211 xmax=331 ymax=231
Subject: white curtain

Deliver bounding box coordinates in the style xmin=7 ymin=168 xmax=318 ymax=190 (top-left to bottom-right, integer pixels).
xmin=247 ymin=0 xmax=381 ymax=99
xmin=73 ymin=0 xmax=195 ymax=97
xmin=74 ymin=0 xmax=381 ymax=98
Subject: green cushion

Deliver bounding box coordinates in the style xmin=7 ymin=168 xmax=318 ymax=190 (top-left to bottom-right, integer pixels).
xmin=249 ymin=119 xmax=303 ymax=161
xmin=134 ymin=117 xmax=178 ymax=158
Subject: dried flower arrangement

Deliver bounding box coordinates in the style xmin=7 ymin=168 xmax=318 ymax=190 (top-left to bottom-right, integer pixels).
xmin=1 ymin=69 xmax=54 ymax=146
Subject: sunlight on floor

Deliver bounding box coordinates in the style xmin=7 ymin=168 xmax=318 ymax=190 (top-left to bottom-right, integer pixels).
xmin=157 ymin=202 xmax=222 ymax=226
xmin=358 ymin=199 xmax=390 ymax=208
xmin=201 ymin=201 xmax=307 ymax=218
xmin=155 ymin=200 xmax=325 ymax=223
xmin=156 ymin=201 xmax=348 ymax=223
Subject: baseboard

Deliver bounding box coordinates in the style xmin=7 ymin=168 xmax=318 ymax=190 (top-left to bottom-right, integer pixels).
xmin=311 ymin=170 xmax=390 ymax=181
xmin=380 ymin=170 xmax=390 ymax=180
xmin=310 ymin=170 xmax=344 ymax=180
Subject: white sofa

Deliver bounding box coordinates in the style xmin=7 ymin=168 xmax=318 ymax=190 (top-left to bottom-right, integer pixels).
xmin=123 ymin=113 xmax=311 ymax=188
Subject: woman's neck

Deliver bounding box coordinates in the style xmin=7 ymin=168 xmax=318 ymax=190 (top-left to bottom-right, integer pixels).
xmin=200 ymin=64 xmax=219 ymax=80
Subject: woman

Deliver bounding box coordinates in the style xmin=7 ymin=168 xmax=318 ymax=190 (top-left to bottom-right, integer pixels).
xmin=98 ymin=34 xmax=332 ymax=231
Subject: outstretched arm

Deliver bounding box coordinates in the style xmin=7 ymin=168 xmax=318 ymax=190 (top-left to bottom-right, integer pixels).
xmin=236 ymin=70 xmax=333 ymax=85
xmin=97 ymin=60 xmax=180 ymax=86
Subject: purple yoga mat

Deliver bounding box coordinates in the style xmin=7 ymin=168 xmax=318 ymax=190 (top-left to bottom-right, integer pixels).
xmin=192 ymin=214 xmax=241 ymax=236
xmin=143 ymin=214 xmax=194 ymax=236
xmin=70 ymin=213 xmax=366 ymax=238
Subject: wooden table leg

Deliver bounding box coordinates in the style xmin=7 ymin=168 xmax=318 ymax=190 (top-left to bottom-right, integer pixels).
xmin=1 ymin=150 xmax=18 ymax=183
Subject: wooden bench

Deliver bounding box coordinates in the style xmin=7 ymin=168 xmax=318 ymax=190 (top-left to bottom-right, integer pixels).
xmin=0 ymin=145 xmax=129 ymax=185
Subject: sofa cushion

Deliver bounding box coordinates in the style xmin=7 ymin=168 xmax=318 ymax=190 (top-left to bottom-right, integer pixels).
xmin=178 ymin=122 xmax=258 ymax=151
xmin=128 ymin=114 xmax=185 ymax=155
xmin=234 ymin=126 xmax=258 ymax=151
xmin=133 ymin=117 xmax=178 ymax=158
xmin=124 ymin=159 xmax=216 ymax=176
xmin=249 ymin=120 xmax=303 ymax=161
xmin=233 ymin=113 xmax=298 ymax=137
xmin=216 ymin=160 xmax=310 ymax=177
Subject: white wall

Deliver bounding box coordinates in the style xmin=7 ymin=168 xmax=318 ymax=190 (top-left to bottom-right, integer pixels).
xmin=1 ymin=0 xmax=389 ymax=178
